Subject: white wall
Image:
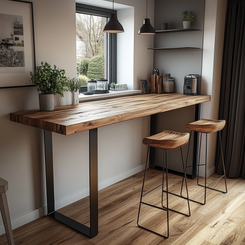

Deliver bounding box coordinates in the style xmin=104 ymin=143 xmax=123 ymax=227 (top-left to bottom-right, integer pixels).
xmin=117 ymin=7 xmax=134 ymax=89
xmin=0 ymin=0 xmax=153 ymax=234
xmin=116 ymin=0 xmax=155 ymax=89
xmin=200 ymin=0 xmax=227 ymax=176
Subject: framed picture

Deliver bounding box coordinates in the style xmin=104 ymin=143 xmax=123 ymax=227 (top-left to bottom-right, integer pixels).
xmin=0 ymin=0 xmax=36 ymax=89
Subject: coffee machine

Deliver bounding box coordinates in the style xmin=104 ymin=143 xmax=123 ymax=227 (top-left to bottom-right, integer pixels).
xmin=183 ymin=74 xmax=200 ymax=95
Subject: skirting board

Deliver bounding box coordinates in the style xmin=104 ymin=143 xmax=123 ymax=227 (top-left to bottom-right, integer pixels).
xmin=0 ymin=164 xmax=145 ymax=235
xmin=196 ymin=164 xmax=215 ymax=177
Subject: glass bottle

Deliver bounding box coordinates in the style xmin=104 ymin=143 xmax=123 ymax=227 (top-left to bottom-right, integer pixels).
xmin=163 ymin=73 xmax=174 ymax=93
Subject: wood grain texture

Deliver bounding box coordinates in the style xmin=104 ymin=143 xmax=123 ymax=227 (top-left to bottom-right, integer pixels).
xmin=143 ymin=130 xmax=189 ymax=150
xmin=1 ymin=170 xmax=244 ymax=245
xmin=186 ymin=118 xmax=226 ymax=133
xmin=10 ymin=94 xmax=211 ymax=135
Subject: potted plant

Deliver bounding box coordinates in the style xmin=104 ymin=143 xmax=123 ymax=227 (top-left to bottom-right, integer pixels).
xmin=182 ymin=11 xmax=195 ymax=29
xmin=67 ymin=77 xmax=82 ymax=105
xmin=30 ymin=62 xmax=68 ymax=111
xmin=110 ymin=82 xmax=116 ymax=90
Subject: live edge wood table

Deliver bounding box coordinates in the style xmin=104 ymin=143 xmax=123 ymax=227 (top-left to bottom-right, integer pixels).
xmin=10 ymin=93 xmax=210 ymax=238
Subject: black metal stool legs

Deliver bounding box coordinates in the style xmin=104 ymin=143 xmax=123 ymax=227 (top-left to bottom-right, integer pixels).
xmin=162 ymin=147 xmax=191 ymax=217
xmin=137 ymin=146 xmax=190 ymax=238
xmin=183 ymin=131 xmax=228 ymax=205
xmin=137 ymin=147 xmax=169 ymax=238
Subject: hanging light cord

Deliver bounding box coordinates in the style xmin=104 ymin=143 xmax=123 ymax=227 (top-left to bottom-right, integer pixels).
xmin=146 ymin=0 xmax=148 ymax=18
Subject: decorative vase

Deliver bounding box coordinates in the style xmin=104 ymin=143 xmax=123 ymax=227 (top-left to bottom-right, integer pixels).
xmin=183 ymin=21 xmax=191 ymax=29
xmin=39 ymin=94 xmax=54 ymax=111
xmin=72 ymin=91 xmax=79 ymax=105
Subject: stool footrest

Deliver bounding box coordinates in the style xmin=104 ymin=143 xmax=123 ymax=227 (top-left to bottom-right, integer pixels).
xmin=162 ymin=190 xmax=190 ymax=217
xmin=137 ymin=224 xmax=169 ymax=239
xmin=141 ymin=201 xmax=167 ymax=211
xmin=142 ymin=184 xmax=162 ymax=197
xmin=197 ymin=184 xmax=227 ymax=194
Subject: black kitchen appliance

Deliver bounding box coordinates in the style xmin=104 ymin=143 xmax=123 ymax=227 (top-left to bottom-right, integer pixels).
xmin=183 ymin=74 xmax=200 ymax=95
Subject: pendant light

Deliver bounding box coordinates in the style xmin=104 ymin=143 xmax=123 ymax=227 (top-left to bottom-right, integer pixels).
xmin=103 ymin=0 xmax=124 ymax=33
xmin=138 ymin=0 xmax=155 ymax=35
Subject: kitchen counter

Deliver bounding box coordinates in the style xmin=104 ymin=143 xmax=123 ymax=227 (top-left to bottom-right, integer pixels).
xmin=10 ymin=93 xmax=211 ymax=135
xmin=10 ymin=93 xmax=211 ymax=238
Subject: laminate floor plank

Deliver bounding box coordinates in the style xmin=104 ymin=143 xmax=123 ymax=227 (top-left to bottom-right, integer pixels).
xmin=0 ymin=169 xmax=245 ymax=245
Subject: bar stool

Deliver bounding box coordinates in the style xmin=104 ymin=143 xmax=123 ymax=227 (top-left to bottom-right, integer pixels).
xmin=184 ymin=118 xmax=228 ymax=205
xmin=137 ymin=130 xmax=191 ymax=238
xmin=0 ymin=178 xmax=15 ymax=245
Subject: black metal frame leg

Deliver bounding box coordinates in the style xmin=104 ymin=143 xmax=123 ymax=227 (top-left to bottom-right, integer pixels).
xmin=183 ymin=130 xmax=228 ymax=206
xmin=44 ymin=129 xmax=98 ymax=238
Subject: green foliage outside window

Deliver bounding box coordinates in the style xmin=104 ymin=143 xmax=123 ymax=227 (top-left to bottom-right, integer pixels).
xmin=87 ymin=54 xmax=104 ymax=80
xmin=79 ymin=58 xmax=90 ymax=76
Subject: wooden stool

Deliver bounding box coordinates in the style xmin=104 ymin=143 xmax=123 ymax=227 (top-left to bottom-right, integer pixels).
xmin=184 ymin=118 xmax=228 ymax=205
xmin=0 ymin=178 xmax=15 ymax=245
xmin=137 ymin=130 xmax=191 ymax=238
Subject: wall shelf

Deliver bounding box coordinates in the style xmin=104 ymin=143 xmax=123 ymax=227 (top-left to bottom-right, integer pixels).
xmin=148 ymin=47 xmax=201 ymax=50
xmin=155 ymin=28 xmax=200 ymax=34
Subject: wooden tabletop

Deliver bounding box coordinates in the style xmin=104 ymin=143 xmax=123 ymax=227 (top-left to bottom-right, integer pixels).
xmin=10 ymin=93 xmax=211 ymax=135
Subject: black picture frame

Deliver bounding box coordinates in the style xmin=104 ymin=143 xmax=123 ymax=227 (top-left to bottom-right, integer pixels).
xmin=0 ymin=0 xmax=36 ymax=89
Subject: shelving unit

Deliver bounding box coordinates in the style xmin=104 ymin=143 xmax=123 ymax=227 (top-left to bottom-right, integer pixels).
xmin=155 ymin=28 xmax=200 ymax=34
xmin=148 ymin=47 xmax=201 ymax=50
xmin=150 ymin=29 xmax=202 ymax=50
xmin=151 ymin=0 xmax=206 ymax=175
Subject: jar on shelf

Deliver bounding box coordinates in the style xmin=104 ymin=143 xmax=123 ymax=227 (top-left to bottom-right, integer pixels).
xmin=163 ymin=73 xmax=175 ymax=93
xmin=96 ymin=78 xmax=108 ymax=91
xmin=87 ymin=79 xmax=96 ymax=92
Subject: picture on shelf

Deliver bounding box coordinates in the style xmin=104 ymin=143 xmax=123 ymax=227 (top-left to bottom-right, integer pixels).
xmin=0 ymin=13 xmax=25 ymax=69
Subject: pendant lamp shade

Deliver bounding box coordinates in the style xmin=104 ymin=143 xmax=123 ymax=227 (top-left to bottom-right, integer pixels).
xmin=138 ymin=0 xmax=155 ymax=35
xmin=138 ymin=18 xmax=155 ymax=35
xmin=103 ymin=0 xmax=124 ymax=33
xmin=103 ymin=13 xmax=124 ymax=33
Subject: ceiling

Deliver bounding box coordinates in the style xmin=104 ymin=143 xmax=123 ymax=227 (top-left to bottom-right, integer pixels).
xmin=76 ymin=0 xmax=129 ymax=10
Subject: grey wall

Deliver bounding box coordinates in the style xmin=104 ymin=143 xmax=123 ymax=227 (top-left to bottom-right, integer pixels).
xmin=152 ymin=0 xmax=205 ymax=172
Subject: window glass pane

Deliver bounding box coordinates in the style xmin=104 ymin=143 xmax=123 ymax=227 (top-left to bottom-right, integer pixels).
xmin=76 ymin=13 xmax=106 ymax=86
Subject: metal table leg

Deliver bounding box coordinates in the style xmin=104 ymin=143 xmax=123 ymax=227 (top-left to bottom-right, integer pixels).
xmin=191 ymin=104 xmax=200 ymax=179
xmin=149 ymin=104 xmax=201 ymax=179
xmin=44 ymin=129 xmax=98 ymax=238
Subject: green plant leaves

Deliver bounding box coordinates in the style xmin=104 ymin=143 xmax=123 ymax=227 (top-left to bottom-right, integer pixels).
xmin=30 ymin=62 xmax=68 ymax=97
xmin=182 ymin=11 xmax=195 ymax=22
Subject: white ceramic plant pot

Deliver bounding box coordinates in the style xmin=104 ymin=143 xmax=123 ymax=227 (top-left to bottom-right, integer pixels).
xmin=39 ymin=93 xmax=54 ymax=111
xmin=72 ymin=91 xmax=79 ymax=105
xmin=183 ymin=21 xmax=191 ymax=29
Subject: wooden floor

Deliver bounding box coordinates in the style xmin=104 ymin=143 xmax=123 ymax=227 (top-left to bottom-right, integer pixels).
xmin=1 ymin=169 xmax=245 ymax=245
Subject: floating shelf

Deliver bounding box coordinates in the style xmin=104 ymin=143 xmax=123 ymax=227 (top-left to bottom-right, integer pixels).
xmin=148 ymin=47 xmax=201 ymax=50
xmin=155 ymin=28 xmax=200 ymax=34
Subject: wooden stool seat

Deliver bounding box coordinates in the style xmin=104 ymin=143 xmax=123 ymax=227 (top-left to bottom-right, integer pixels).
xmin=186 ymin=118 xmax=226 ymax=133
xmin=142 ymin=130 xmax=190 ymax=150
xmin=0 ymin=178 xmax=15 ymax=245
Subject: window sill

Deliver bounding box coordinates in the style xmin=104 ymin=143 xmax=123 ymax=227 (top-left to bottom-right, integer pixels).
xmin=79 ymin=90 xmax=141 ymax=102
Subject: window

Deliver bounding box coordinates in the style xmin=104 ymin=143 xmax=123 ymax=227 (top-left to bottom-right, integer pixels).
xmin=76 ymin=3 xmax=117 ymax=90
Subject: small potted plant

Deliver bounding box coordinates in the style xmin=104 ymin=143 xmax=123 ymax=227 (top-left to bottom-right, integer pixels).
xmin=30 ymin=62 xmax=68 ymax=111
xmin=67 ymin=77 xmax=82 ymax=105
xmin=182 ymin=11 xmax=195 ymax=29
xmin=110 ymin=82 xmax=116 ymax=90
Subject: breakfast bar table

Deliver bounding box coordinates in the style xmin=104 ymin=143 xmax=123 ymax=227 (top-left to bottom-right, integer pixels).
xmin=10 ymin=93 xmax=210 ymax=238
